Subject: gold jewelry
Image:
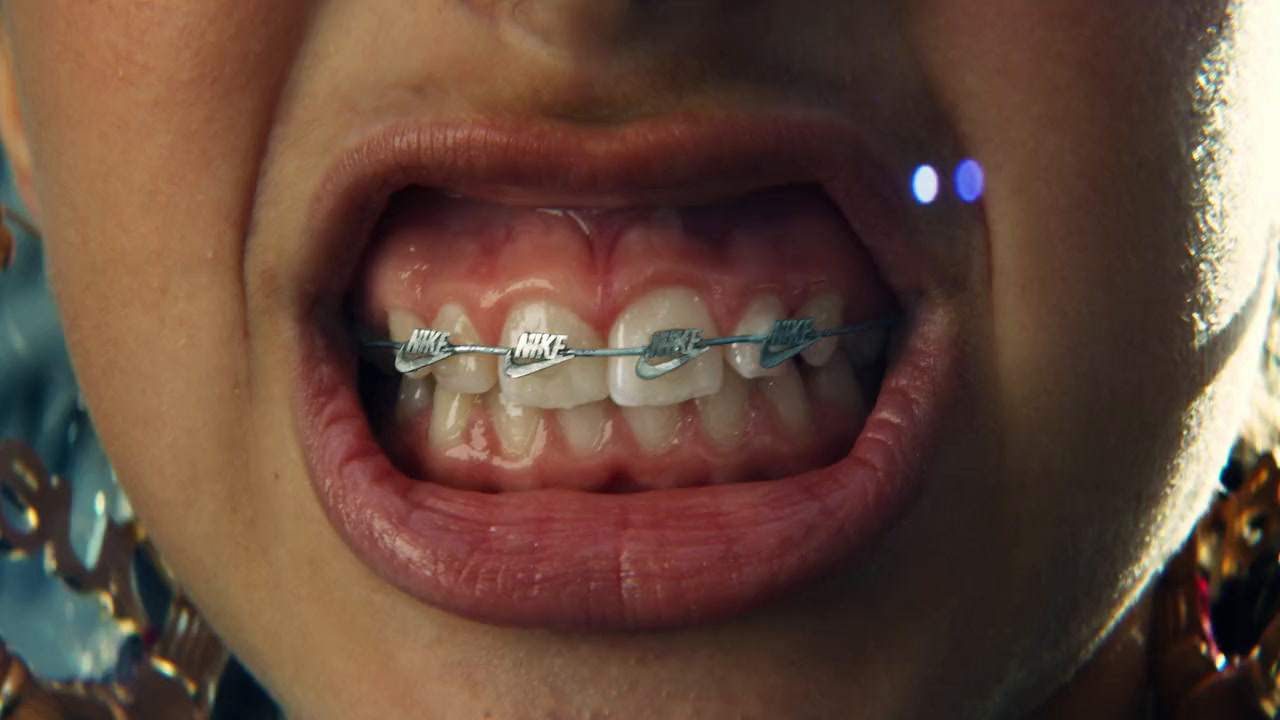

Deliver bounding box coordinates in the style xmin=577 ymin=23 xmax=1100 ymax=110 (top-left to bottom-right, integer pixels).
xmin=1152 ymin=450 xmax=1280 ymax=718
xmin=0 ymin=439 xmax=228 ymax=720
xmin=11 ymin=454 xmax=1280 ymax=719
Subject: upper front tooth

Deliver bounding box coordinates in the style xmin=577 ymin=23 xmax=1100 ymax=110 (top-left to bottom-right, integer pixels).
xmin=608 ymin=286 xmax=723 ymax=407
xmin=388 ymin=308 xmax=429 ymax=378
xmin=430 ymin=303 xmax=498 ymax=394
xmin=499 ymin=300 xmax=608 ymax=409
xmin=797 ymin=292 xmax=843 ymax=366
xmin=726 ymin=295 xmax=786 ymax=379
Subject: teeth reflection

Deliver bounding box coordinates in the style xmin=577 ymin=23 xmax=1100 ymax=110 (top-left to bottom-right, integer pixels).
xmin=756 ymin=363 xmax=811 ymax=438
xmin=486 ymin=388 xmax=543 ymax=457
xmin=695 ymin=368 xmax=748 ymax=450
xmin=431 ymin=303 xmax=498 ymax=394
xmin=429 ymin=387 xmax=478 ymax=448
xmin=726 ymin=295 xmax=785 ymax=379
xmin=621 ymin=404 xmax=680 ymax=453
xmin=556 ymin=401 xmax=610 ymax=455
xmin=796 ymin=292 xmax=842 ymax=367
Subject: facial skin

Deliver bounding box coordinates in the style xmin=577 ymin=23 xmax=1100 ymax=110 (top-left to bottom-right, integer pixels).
xmin=2 ymin=2 xmax=1279 ymax=718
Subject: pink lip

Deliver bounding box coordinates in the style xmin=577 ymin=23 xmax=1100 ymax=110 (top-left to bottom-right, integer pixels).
xmin=293 ymin=114 xmax=961 ymax=630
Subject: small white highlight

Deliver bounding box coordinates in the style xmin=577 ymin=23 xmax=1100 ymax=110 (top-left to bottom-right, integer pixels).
xmin=912 ymin=165 xmax=939 ymax=204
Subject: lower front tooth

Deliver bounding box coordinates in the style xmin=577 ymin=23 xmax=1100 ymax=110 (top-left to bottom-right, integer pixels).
xmin=757 ymin=363 xmax=812 ymax=438
xmin=621 ymin=404 xmax=680 ymax=453
xmin=429 ymin=387 xmax=478 ymax=448
xmin=805 ymin=348 xmax=866 ymax=418
xmin=556 ymin=401 xmax=610 ymax=455
xmin=396 ymin=374 xmax=435 ymax=425
xmin=486 ymin=389 xmax=544 ymax=457
xmin=695 ymin=368 xmax=748 ymax=450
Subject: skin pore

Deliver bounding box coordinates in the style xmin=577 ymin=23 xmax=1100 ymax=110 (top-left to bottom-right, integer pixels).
xmin=2 ymin=2 xmax=1279 ymax=718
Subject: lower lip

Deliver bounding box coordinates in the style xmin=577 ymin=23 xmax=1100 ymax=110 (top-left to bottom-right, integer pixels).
xmin=295 ymin=297 xmax=958 ymax=631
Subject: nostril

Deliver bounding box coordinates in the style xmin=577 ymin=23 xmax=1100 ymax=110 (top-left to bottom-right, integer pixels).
xmin=503 ymin=0 xmax=638 ymax=54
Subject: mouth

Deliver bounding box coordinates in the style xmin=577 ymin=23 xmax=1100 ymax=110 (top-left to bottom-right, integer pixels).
xmin=294 ymin=114 xmax=960 ymax=630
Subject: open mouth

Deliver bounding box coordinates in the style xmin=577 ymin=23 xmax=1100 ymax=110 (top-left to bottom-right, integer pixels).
xmin=350 ymin=184 xmax=896 ymax=494
xmin=293 ymin=116 xmax=959 ymax=630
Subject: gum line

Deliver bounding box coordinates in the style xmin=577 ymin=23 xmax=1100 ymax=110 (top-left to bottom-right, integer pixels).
xmin=366 ymin=315 xmax=897 ymax=379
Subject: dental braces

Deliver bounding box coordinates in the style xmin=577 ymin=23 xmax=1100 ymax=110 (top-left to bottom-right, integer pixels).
xmin=364 ymin=315 xmax=896 ymax=380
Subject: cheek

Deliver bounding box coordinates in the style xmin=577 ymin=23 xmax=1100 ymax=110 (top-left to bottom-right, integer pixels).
xmin=907 ymin=1 xmax=1261 ymax=443
xmin=2 ymin=3 xmax=305 ymax=530
xmin=903 ymin=0 xmax=1276 ymax=601
xmin=888 ymin=3 xmax=1275 ymax=694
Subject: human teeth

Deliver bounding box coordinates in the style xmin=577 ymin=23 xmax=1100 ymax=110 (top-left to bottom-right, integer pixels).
xmin=757 ymin=363 xmax=812 ymax=437
xmin=621 ymin=404 xmax=680 ymax=453
xmin=726 ymin=295 xmax=785 ymax=379
xmin=805 ymin=348 xmax=866 ymax=418
xmin=499 ymin=301 xmax=609 ymax=409
xmin=843 ymin=328 xmax=888 ymax=366
xmin=388 ymin=307 xmax=421 ymax=343
xmin=388 ymin=308 xmax=429 ymax=378
xmin=396 ymin=374 xmax=435 ymax=425
xmin=556 ymin=401 xmax=610 ymax=455
xmin=796 ymin=292 xmax=843 ymax=366
xmin=486 ymin=389 xmax=544 ymax=457
xmin=695 ymin=368 xmax=748 ymax=450
xmin=608 ymin=287 xmax=723 ymax=407
xmin=429 ymin=387 xmax=478 ymax=448
xmin=430 ymin=303 xmax=498 ymax=395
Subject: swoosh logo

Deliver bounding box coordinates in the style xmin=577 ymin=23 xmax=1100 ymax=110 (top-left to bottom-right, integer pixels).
xmin=502 ymin=353 xmax=573 ymax=378
xmin=394 ymin=328 xmax=455 ymax=373
xmin=635 ymin=328 xmax=708 ymax=379
xmin=758 ymin=318 xmax=819 ymax=369
xmin=635 ymin=347 xmax=709 ymax=379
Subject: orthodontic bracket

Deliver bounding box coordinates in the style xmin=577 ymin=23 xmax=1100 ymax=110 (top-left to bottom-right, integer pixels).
xmin=363 ymin=316 xmax=897 ymax=380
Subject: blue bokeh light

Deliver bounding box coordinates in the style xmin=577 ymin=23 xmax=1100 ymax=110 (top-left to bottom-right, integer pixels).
xmin=911 ymin=165 xmax=938 ymax=204
xmin=954 ymin=159 xmax=984 ymax=203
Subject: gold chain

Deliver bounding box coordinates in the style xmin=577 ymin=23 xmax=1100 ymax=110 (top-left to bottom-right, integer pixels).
xmin=0 ymin=439 xmax=227 ymax=720
xmin=1151 ymin=452 xmax=1280 ymax=718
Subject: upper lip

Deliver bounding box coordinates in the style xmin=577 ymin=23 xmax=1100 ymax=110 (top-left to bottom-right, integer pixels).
xmin=301 ymin=110 xmax=921 ymax=310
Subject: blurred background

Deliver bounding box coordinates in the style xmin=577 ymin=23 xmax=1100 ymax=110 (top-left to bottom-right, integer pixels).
xmin=0 ymin=144 xmax=139 ymax=681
